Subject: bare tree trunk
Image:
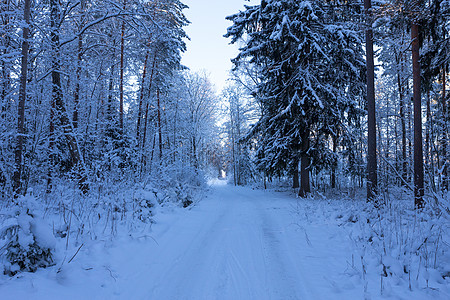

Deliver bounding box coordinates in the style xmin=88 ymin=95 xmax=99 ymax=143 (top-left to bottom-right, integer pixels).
xmin=73 ymin=1 xmax=86 ymax=130
xmin=118 ymin=0 xmax=126 ymax=134
xmin=292 ymin=156 xmax=299 ymax=189
xmin=231 ymin=127 xmax=237 ymax=186
xmin=136 ymin=50 xmax=149 ymax=147
xmin=397 ymin=53 xmax=408 ymax=186
xmin=299 ymin=131 xmax=310 ymax=197
xmin=192 ymin=135 xmax=198 ymax=169
xmin=408 ymin=95 xmax=413 ymax=183
xmin=412 ymin=22 xmax=424 ymax=208
xmin=365 ymin=0 xmax=377 ymax=202
xmin=1 ymin=0 xmax=11 ymax=118
xmin=47 ymin=83 xmax=56 ymax=193
xmin=331 ymin=135 xmax=337 ymax=189
xmin=173 ymin=97 xmax=180 ymax=162
xmin=107 ymin=54 xmax=115 ymax=123
xmin=141 ymin=100 xmax=150 ymax=171
xmin=12 ymin=0 xmax=31 ymax=196
xmin=442 ymin=68 xmax=448 ymax=190
xmin=426 ymin=91 xmax=432 ymax=183
xmin=157 ymin=88 xmax=162 ymax=159
xmin=73 ymin=34 xmax=82 ymax=130
xmin=140 ymin=53 xmax=157 ymax=172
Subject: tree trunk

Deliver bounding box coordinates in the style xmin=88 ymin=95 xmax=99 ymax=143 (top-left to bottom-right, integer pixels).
xmin=299 ymin=131 xmax=310 ymax=197
xmin=192 ymin=135 xmax=198 ymax=169
xmin=107 ymin=50 xmax=115 ymax=124
xmin=292 ymin=156 xmax=299 ymax=189
xmin=73 ymin=34 xmax=82 ymax=130
xmin=136 ymin=50 xmax=149 ymax=147
xmin=426 ymin=90 xmax=437 ymax=191
xmin=1 ymin=0 xmax=11 ymax=118
xmin=231 ymin=117 xmax=237 ymax=186
xmin=331 ymin=135 xmax=337 ymax=189
xmin=157 ymin=88 xmax=162 ymax=159
xmin=412 ymin=22 xmax=424 ymax=208
xmin=140 ymin=53 xmax=157 ymax=172
xmin=73 ymin=1 xmax=86 ymax=130
xmin=365 ymin=0 xmax=377 ymax=202
xmin=118 ymin=0 xmax=126 ymax=135
xmin=12 ymin=0 xmax=31 ymax=196
xmin=399 ymin=64 xmax=408 ymax=186
xmin=49 ymin=0 xmax=88 ymax=194
xmin=442 ymin=68 xmax=448 ymax=190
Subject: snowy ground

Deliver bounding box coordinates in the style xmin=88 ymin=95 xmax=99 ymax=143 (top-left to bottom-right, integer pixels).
xmin=0 ymin=181 xmax=449 ymax=299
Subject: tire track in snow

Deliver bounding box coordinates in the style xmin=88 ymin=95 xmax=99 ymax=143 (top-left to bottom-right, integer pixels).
xmin=117 ymin=184 xmax=319 ymax=299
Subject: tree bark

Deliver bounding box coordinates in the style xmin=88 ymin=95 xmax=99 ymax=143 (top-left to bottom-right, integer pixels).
xmin=12 ymin=0 xmax=31 ymax=196
xmin=118 ymin=0 xmax=126 ymax=135
xmin=140 ymin=53 xmax=157 ymax=171
xmin=157 ymin=88 xmax=162 ymax=159
xmin=426 ymin=90 xmax=431 ymax=182
xmin=136 ymin=50 xmax=149 ymax=147
xmin=412 ymin=22 xmax=424 ymax=208
xmin=365 ymin=0 xmax=377 ymax=202
xmin=73 ymin=34 xmax=82 ymax=130
xmin=48 ymin=0 xmax=88 ymax=194
xmin=292 ymin=156 xmax=299 ymax=189
xmin=107 ymin=51 xmax=115 ymax=123
xmin=331 ymin=135 xmax=337 ymax=189
xmin=73 ymin=0 xmax=86 ymax=130
xmin=397 ymin=52 xmax=408 ymax=186
xmin=1 ymin=0 xmax=11 ymax=118
xmin=299 ymin=131 xmax=310 ymax=197
xmin=442 ymin=68 xmax=448 ymax=190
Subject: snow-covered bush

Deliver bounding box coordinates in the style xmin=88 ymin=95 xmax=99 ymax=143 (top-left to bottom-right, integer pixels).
xmin=146 ymin=165 xmax=206 ymax=208
xmin=133 ymin=189 xmax=158 ymax=223
xmin=0 ymin=199 xmax=55 ymax=276
xmin=345 ymin=194 xmax=450 ymax=294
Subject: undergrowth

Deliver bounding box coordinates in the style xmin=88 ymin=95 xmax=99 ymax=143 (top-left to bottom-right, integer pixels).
xmin=0 ymin=167 xmax=206 ymax=276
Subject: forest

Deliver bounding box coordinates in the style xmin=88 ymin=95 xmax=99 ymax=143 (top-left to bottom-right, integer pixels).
xmin=0 ymin=0 xmax=449 ymax=298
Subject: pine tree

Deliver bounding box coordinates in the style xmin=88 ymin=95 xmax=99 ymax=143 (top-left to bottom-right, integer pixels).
xmin=226 ymin=0 xmax=365 ymax=195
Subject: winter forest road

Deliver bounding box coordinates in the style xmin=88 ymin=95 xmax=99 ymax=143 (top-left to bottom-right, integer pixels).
xmin=0 ymin=182 xmax=354 ymax=300
xmin=3 ymin=182 xmax=445 ymax=300
xmin=114 ymin=182 xmax=339 ymax=300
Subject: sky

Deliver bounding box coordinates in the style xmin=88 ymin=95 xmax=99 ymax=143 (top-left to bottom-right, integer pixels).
xmin=181 ymin=0 xmax=258 ymax=92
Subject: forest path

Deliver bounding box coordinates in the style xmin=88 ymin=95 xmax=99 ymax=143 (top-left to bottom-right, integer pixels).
xmin=113 ymin=182 xmax=340 ymax=300
xmin=0 ymin=182 xmax=354 ymax=300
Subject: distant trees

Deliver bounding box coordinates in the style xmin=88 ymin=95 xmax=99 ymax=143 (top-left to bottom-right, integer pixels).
xmin=0 ymin=0 xmax=222 ymax=199
xmin=182 ymin=72 xmax=219 ymax=171
xmin=222 ymin=83 xmax=256 ymax=186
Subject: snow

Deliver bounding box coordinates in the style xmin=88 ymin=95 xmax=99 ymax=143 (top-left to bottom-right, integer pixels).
xmin=0 ymin=183 xmax=449 ymax=299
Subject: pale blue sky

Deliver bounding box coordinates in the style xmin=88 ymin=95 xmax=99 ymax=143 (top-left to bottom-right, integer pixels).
xmin=181 ymin=0 xmax=258 ymax=92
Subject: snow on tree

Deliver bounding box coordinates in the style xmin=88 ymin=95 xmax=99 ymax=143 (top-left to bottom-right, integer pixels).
xmin=225 ymin=0 xmax=365 ymax=196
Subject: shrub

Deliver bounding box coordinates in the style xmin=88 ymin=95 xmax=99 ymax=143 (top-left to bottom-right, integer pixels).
xmin=0 ymin=205 xmax=55 ymax=276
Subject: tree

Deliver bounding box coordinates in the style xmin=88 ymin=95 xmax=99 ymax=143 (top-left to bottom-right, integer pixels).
xmin=365 ymin=0 xmax=377 ymax=202
xmin=47 ymin=0 xmax=88 ymax=193
xmin=223 ymin=83 xmax=255 ymax=185
xmin=412 ymin=17 xmax=424 ymax=208
xmin=226 ymin=0 xmax=365 ymax=196
xmin=12 ymin=0 xmax=31 ymax=196
xmin=183 ymin=72 xmax=218 ymax=170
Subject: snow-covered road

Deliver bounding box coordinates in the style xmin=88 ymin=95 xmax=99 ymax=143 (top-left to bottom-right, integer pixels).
xmin=0 ymin=183 xmax=357 ymax=299
xmin=2 ymin=182 xmax=448 ymax=299
xmin=118 ymin=183 xmax=315 ymax=300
